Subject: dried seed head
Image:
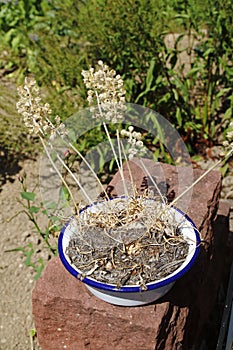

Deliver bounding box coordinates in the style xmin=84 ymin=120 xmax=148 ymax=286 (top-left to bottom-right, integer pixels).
xmin=121 ymin=126 xmax=146 ymax=159
xmin=82 ymin=61 xmax=126 ymax=122
xmin=16 ymin=77 xmax=66 ymax=139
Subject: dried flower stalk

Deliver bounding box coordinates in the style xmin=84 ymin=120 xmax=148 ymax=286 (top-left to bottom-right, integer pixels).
xmin=16 ymin=61 xmax=233 ymax=289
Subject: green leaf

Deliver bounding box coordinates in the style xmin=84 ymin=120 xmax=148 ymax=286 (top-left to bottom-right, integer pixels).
xmin=29 ymin=206 xmax=40 ymax=214
xmin=109 ymin=158 xmax=116 ymax=172
xmin=4 ymin=247 xmax=25 ymax=253
xmin=97 ymin=146 xmax=105 ymax=173
xmin=223 ymin=107 xmax=232 ymax=120
xmin=21 ymin=191 xmax=35 ymax=202
xmin=11 ymin=35 xmax=22 ymax=50
xmin=203 ymin=48 xmax=214 ymax=58
xmin=220 ymin=163 xmax=229 ymax=177
xmin=216 ymin=87 xmax=232 ymax=98
xmin=41 ymin=201 xmax=58 ymax=217
xmin=34 ymin=259 xmax=45 ymax=280
xmin=24 ymin=246 xmax=34 ymax=267
xmin=145 ymin=58 xmax=156 ymax=91
xmin=158 ymin=92 xmax=171 ymax=104
xmin=45 ymin=228 xmax=50 ymax=240
xmin=59 ymin=186 xmax=70 ymax=201
xmin=153 ymin=149 xmax=160 ymax=161
xmin=192 ymin=155 xmax=204 ymax=162
xmin=172 ymin=88 xmax=179 ymax=101
xmin=174 ymin=14 xmax=190 ymax=20
xmin=135 ymin=59 xmax=156 ymax=102
xmin=49 ymin=215 xmax=61 ymax=222
xmin=29 ymin=329 xmax=36 ymax=338
xmin=185 ymin=66 xmax=203 ymax=78
xmin=176 ymin=108 xmax=182 ymax=127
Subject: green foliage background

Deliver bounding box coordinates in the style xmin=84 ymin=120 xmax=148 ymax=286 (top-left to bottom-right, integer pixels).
xmin=0 ymin=0 xmax=232 ymax=160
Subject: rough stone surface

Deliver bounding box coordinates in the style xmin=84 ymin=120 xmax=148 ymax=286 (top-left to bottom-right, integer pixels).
xmin=32 ymin=161 xmax=232 ymax=350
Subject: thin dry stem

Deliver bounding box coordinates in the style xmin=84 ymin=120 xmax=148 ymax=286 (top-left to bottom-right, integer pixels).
xmin=68 ymin=141 xmax=109 ymax=199
xmin=139 ymin=158 xmax=166 ymax=204
xmin=55 ymin=151 xmax=92 ymax=205
xmin=39 ymin=136 xmax=79 ymax=214
xmin=170 ymin=147 xmax=233 ymax=207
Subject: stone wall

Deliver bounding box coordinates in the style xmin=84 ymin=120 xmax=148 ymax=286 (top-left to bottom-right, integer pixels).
xmin=32 ymin=161 xmax=232 ymax=350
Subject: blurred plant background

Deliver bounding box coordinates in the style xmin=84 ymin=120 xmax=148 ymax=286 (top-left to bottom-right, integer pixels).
xmin=0 ymin=0 xmax=232 ymax=167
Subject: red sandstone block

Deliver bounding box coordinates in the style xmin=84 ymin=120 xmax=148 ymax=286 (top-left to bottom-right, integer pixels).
xmin=32 ymin=162 xmax=229 ymax=350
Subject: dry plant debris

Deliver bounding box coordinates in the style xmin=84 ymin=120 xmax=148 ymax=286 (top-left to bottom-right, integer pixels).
xmin=65 ymin=197 xmax=190 ymax=289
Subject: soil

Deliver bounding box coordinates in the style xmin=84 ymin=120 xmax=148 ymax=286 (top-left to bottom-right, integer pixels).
xmin=65 ymin=200 xmax=190 ymax=287
xmin=0 ymin=159 xmax=48 ymax=350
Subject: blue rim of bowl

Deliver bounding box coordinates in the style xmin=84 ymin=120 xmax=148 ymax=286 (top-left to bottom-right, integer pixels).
xmin=58 ymin=201 xmax=201 ymax=293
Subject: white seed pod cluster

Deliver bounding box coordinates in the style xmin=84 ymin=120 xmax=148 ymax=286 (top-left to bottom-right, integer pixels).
xmin=81 ymin=61 xmax=126 ymax=122
xmin=121 ymin=126 xmax=146 ymax=159
xmin=16 ymin=77 xmax=64 ymax=138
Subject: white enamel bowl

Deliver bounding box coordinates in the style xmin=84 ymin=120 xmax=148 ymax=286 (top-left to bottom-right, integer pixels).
xmin=58 ymin=203 xmax=200 ymax=306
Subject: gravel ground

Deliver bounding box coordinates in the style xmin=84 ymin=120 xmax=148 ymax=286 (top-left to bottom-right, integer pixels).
xmin=0 ymin=159 xmax=47 ymax=350
xmin=0 ymin=155 xmax=232 ymax=350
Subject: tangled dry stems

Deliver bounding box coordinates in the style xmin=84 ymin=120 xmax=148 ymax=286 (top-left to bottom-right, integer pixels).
xmin=66 ymin=195 xmax=190 ymax=289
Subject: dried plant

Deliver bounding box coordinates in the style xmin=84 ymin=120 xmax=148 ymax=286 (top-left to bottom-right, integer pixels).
xmin=16 ymin=62 xmax=233 ymax=289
